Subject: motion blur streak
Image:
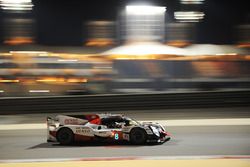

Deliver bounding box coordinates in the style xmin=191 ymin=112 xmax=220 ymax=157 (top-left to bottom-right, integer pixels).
xmin=29 ymin=90 xmax=50 ymax=93
xmin=0 ymin=0 xmax=33 ymax=11
xmin=126 ymin=6 xmax=166 ymax=15
xmin=174 ymin=11 xmax=205 ymax=22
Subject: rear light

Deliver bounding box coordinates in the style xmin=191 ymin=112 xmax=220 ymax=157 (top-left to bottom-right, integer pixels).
xmin=162 ymin=131 xmax=171 ymax=136
xmin=110 ymin=131 xmax=114 ymax=137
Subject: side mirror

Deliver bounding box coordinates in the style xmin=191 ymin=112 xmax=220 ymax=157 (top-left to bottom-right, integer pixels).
xmin=125 ymin=120 xmax=129 ymax=126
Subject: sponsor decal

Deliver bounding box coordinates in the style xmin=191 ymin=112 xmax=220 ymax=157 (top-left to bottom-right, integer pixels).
xmin=64 ymin=119 xmax=79 ymax=125
xmin=75 ymin=127 xmax=91 ymax=134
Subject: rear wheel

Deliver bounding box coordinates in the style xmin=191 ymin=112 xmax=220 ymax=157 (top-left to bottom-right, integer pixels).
xmin=56 ymin=128 xmax=74 ymax=145
xmin=129 ymin=128 xmax=147 ymax=145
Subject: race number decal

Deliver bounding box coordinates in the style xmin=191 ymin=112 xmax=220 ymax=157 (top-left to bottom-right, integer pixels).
xmin=114 ymin=133 xmax=119 ymax=140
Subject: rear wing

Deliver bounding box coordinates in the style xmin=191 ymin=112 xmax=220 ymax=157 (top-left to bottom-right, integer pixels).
xmin=46 ymin=117 xmax=58 ymax=142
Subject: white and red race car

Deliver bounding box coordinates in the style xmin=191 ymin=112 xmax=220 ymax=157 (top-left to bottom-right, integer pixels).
xmin=47 ymin=114 xmax=170 ymax=145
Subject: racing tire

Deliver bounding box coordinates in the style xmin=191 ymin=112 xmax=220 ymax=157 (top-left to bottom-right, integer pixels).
xmin=56 ymin=128 xmax=74 ymax=145
xmin=129 ymin=128 xmax=147 ymax=145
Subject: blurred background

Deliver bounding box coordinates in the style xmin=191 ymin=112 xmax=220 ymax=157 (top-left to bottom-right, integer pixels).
xmin=0 ymin=0 xmax=250 ymax=163
xmin=0 ymin=0 xmax=250 ymax=97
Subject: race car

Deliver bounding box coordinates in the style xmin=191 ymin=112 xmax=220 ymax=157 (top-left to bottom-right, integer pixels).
xmin=47 ymin=113 xmax=170 ymax=145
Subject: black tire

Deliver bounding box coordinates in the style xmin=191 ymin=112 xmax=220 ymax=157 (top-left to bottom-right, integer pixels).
xmin=129 ymin=128 xmax=147 ymax=145
xmin=56 ymin=128 xmax=74 ymax=145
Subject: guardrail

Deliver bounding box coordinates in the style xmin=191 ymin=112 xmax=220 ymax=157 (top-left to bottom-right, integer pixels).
xmin=1 ymin=91 xmax=250 ymax=114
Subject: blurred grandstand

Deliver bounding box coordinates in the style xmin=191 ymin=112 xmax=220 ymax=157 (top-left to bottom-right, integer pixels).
xmin=0 ymin=48 xmax=113 ymax=96
xmin=0 ymin=43 xmax=249 ymax=96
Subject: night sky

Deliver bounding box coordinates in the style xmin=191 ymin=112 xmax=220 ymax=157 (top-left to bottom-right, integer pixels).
xmin=0 ymin=0 xmax=249 ymax=45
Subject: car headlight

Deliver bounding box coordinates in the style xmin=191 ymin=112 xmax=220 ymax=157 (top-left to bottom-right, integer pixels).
xmin=150 ymin=126 xmax=160 ymax=137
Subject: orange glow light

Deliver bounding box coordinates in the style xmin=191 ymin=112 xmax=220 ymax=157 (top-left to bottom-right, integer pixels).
xmin=85 ymin=39 xmax=114 ymax=46
xmin=166 ymin=40 xmax=191 ymax=47
xmin=4 ymin=37 xmax=34 ymax=45
xmin=67 ymin=78 xmax=88 ymax=83
xmin=36 ymin=77 xmax=66 ymax=83
xmin=0 ymin=79 xmax=19 ymax=83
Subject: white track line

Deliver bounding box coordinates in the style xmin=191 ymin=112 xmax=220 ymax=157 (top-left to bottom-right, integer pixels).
xmin=0 ymin=118 xmax=250 ymax=130
xmin=0 ymin=123 xmax=46 ymax=130
xmin=1 ymin=155 xmax=250 ymax=163
xmin=152 ymin=118 xmax=250 ymax=126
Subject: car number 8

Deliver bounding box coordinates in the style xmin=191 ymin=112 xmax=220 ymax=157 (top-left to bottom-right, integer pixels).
xmin=115 ymin=133 xmax=119 ymax=140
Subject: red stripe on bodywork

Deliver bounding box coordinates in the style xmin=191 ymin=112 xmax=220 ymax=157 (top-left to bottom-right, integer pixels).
xmin=49 ymin=131 xmax=56 ymax=137
xmin=74 ymin=134 xmax=94 ymax=141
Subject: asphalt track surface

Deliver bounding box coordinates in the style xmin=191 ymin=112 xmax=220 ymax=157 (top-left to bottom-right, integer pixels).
xmin=0 ymin=107 xmax=250 ymax=160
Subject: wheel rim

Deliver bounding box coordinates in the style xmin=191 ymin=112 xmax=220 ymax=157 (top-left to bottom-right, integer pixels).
xmin=134 ymin=131 xmax=143 ymax=140
xmin=60 ymin=132 xmax=70 ymax=141
xmin=131 ymin=129 xmax=146 ymax=144
xmin=58 ymin=129 xmax=73 ymax=144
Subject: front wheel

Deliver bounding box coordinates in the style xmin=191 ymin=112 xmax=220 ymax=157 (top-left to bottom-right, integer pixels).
xmin=56 ymin=128 xmax=74 ymax=145
xmin=129 ymin=128 xmax=147 ymax=145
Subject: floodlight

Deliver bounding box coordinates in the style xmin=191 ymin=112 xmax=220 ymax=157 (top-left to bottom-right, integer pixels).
xmin=126 ymin=5 xmax=166 ymax=15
